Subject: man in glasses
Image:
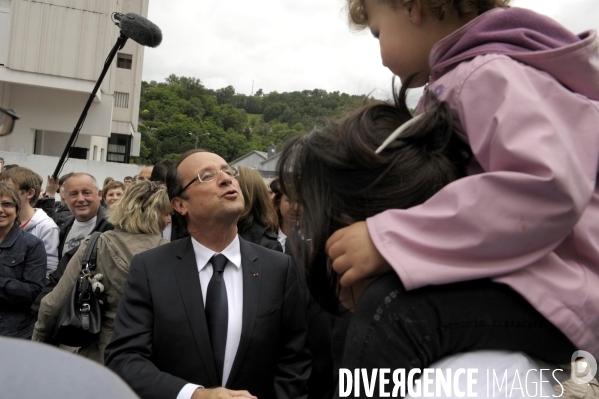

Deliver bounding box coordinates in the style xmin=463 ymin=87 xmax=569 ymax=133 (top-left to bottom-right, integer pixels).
xmin=106 ymin=149 xmax=310 ymax=399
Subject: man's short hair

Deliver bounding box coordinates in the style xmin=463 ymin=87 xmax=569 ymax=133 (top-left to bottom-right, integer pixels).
xmin=0 ymin=166 xmax=42 ymax=207
xmin=59 ymin=173 xmax=74 ymax=187
xmin=124 ymin=176 xmax=133 ymax=181
xmin=166 ymin=149 xmax=207 ymax=201
xmin=63 ymin=173 xmax=100 ymax=192
xmin=103 ymin=180 xmax=124 ymax=200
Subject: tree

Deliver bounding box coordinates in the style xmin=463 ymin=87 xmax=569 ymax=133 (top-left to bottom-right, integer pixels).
xmin=215 ymin=85 xmax=236 ymax=105
xmin=136 ymin=75 xmax=378 ymax=163
xmin=263 ymin=102 xmax=287 ymax=123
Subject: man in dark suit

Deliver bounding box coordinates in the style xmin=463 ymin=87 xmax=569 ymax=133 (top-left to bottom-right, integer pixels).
xmin=105 ymin=150 xmax=310 ymax=399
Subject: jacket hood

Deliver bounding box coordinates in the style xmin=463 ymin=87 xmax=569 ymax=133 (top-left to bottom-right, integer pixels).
xmin=24 ymin=208 xmax=53 ymax=232
xmin=430 ymin=7 xmax=599 ymax=100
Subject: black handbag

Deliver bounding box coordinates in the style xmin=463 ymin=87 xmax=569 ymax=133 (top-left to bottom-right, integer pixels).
xmin=53 ymin=231 xmax=103 ymax=347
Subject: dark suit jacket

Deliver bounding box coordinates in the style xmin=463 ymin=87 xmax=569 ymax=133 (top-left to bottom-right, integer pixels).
xmin=239 ymin=222 xmax=283 ymax=253
xmin=105 ymin=236 xmax=311 ymax=399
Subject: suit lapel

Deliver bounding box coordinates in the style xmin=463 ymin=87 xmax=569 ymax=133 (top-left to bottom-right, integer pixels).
xmin=173 ymin=237 xmax=218 ymax=386
xmin=227 ymin=238 xmax=261 ymax=386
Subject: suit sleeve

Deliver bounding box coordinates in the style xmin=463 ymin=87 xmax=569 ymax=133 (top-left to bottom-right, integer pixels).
xmin=273 ymin=256 xmax=311 ymax=399
xmin=104 ymin=253 xmax=190 ymax=399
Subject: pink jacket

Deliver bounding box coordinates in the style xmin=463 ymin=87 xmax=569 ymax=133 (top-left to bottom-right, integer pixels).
xmin=367 ymin=8 xmax=599 ymax=355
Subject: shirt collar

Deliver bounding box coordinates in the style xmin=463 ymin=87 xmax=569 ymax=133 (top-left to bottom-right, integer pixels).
xmin=191 ymin=235 xmax=242 ymax=272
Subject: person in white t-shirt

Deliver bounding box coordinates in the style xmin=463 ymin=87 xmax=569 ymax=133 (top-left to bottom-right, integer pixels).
xmin=31 ymin=173 xmax=114 ymax=316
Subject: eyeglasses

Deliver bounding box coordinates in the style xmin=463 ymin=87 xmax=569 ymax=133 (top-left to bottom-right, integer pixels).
xmin=0 ymin=201 xmax=16 ymax=209
xmin=181 ymin=167 xmax=239 ymax=193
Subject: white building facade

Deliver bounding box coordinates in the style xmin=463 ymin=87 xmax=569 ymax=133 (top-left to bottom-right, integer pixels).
xmin=231 ymin=145 xmax=280 ymax=179
xmin=0 ymin=0 xmax=147 ymax=164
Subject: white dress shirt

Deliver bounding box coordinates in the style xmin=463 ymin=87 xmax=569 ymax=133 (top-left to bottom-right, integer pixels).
xmin=277 ymin=228 xmax=287 ymax=253
xmin=177 ymin=235 xmax=244 ymax=399
xmin=161 ymin=221 xmax=172 ymax=241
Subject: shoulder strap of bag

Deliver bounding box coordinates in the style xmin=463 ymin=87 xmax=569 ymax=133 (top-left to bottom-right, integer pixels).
xmin=81 ymin=231 xmax=102 ymax=272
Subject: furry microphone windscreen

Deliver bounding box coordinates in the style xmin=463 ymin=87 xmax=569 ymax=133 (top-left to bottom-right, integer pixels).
xmin=118 ymin=13 xmax=162 ymax=48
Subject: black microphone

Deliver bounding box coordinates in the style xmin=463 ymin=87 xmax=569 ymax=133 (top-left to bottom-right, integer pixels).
xmin=52 ymin=12 xmax=162 ymax=178
xmin=113 ymin=13 xmax=162 ymax=48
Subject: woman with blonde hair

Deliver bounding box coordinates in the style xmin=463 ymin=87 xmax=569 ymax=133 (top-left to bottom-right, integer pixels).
xmin=236 ymin=167 xmax=282 ymax=252
xmin=32 ymin=181 xmax=171 ymax=362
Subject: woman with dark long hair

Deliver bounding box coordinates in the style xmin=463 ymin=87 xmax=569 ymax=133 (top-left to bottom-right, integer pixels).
xmin=278 ymin=80 xmax=471 ymax=313
xmin=277 ymin=79 xmax=577 ymax=393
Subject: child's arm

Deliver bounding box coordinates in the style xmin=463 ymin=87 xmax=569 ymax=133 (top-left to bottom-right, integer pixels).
xmin=332 ymin=55 xmax=598 ymax=291
xmin=326 ymin=221 xmax=390 ymax=287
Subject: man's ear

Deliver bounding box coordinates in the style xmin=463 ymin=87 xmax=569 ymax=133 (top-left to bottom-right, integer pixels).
xmin=171 ymin=197 xmax=188 ymax=216
xmin=97 ymin=190 xmax=102 ymax=198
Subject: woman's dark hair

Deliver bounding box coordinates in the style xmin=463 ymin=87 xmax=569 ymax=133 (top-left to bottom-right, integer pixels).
xmin=270 ymin=179 xmax=284 ymax=229
xmin=151 ymin=159 xmax=175 ymax=183
xmin=277 ymin=75 xmax=471 ymax=314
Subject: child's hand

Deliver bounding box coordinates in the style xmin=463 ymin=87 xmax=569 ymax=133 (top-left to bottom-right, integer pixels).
xmin=326 ymin=221 xmax=391 ymax=287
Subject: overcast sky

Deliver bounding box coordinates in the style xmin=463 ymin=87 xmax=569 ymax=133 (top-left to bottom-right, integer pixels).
xmin=141 ymin=0 xmax=598 ymax=100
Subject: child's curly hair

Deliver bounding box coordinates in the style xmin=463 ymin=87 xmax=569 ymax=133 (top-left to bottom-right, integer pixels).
xmin=348 ymin=0 xmax=511 ymax=29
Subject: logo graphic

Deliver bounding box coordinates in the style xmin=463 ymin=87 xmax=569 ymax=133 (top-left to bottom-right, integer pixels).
xmin=571 ymin=350 xmax=597 ymax=385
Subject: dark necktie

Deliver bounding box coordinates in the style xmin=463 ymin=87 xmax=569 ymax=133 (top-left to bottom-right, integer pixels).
xmin=205 ymin=254 xmax=229 ymax=384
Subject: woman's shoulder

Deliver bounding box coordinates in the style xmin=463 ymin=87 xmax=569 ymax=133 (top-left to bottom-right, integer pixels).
xmin=19 ymin=228 xmax=45 ymax=249
xmin=98 ymin=230 xmax=168 ymax=257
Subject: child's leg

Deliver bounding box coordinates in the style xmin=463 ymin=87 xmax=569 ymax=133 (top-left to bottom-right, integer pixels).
xmin=342 ymin=273 xmax=575 ymax=379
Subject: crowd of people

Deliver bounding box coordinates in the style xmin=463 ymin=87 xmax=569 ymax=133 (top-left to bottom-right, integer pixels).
xmin=1 ymin=0 xmax=599 ymax=398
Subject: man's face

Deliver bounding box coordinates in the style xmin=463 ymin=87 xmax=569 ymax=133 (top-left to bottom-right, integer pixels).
xmin=139 ymin=166 xmax=153 ymax=181
xmin=173 ymin=152 xmax=244 ymax=228
xmin=64 ymin=175 xmax=102 ymax=222
xmin=123 ymin=178 xmax=133 ymax=187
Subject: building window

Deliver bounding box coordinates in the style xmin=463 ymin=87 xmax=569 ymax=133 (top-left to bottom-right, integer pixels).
xmin=114 ymin=92 xmax=129 ymax=108
xmin=117 ymin=53 xmax=132 ymax=69
xmin=107 ymin=133 xmax=131 ymax=163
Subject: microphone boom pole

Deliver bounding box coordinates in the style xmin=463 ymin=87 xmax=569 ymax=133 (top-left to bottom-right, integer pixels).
xmin=52 ymin=33 xmax=128 ymax=179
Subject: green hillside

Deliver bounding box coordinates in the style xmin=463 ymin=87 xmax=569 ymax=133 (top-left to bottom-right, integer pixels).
xmin=134 ymin=74 xmax=379 ymax=164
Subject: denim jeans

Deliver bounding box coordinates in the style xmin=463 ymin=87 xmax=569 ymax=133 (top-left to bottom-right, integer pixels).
xmin=340 ymin=273 xmax=576 ymax=397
